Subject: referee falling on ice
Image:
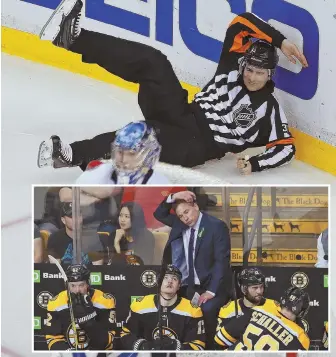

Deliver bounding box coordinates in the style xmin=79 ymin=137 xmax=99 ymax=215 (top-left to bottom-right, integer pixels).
xmin=38 ymin=1 xmax=308 ymax=175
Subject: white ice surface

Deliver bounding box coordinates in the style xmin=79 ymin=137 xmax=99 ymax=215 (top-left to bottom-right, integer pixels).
xmin=2 ymin=54 xmax=336 ymax=198
xmin=1 ymin=53 xmax=335 ymax=357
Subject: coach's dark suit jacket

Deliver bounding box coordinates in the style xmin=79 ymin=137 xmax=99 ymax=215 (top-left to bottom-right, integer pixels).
xmin=154 ymin=198 xmax=232 ymax=296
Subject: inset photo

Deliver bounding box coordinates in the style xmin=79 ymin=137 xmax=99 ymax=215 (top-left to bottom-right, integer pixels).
xmin=33 ymin=185 xmax=329 ymax=353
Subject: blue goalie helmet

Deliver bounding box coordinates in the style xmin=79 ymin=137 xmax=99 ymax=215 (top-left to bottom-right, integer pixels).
xmin=112 ymin=121 xmax=162 ymax=184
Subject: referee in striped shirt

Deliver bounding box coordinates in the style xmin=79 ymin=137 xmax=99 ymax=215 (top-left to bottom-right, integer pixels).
xmin=39 ymin=5 xmax=308 ymax=174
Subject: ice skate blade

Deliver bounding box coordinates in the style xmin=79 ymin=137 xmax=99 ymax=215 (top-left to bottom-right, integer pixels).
xmin=37 ymin=140 xmax=53 ymax=168
xmin=39 ymin=0 xmax=80 ymax=40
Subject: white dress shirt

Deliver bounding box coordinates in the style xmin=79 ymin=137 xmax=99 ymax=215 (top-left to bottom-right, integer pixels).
xmin=182 ymin=212 xmax=203 ymax=285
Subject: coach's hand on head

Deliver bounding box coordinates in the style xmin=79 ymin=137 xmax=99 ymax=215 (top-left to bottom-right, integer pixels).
xmin=172 ymin=190 xmax=196 ymax=202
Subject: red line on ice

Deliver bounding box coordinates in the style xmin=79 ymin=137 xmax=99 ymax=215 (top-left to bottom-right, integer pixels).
xmin=1 ymin=346 xmax=24 ymax=357
xmin=1 ymin=216 xmax=31 ymax=229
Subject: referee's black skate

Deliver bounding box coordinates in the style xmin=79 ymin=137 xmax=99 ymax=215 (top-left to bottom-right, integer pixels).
xmin=39 ymin=0 xmax=83 ymax=49
xmin=37 ymin=136 xmax=73 ymax=168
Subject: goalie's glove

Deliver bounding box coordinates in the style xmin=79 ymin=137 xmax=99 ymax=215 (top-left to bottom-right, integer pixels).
xmin=71 ymin=293 xmax=97 ymax=328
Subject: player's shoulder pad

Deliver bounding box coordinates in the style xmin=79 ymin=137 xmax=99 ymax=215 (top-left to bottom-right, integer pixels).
xmin=265 ymin=298 xmax=280 ymax=310
xmin=86 ymin=160 xmax=104 ymax=170
xmin=298 ymin=327 xmax=310 ymax=350
xmin=91 ymin=289 xmax=116 ymax=309
xmin=218 ymin=300 xmax=238 ymax=318
xmin=325 ymin=321 xmax=328 ymax=333
xmin=131 ymin=294 xmax=156 ymax=313
xmin=47 ymin=290 xmax=68 ymax=312
xmin=278 ymin=313 xmax=309 ymax=349
xmin=174 ymin=297 xmax=203 ymax=318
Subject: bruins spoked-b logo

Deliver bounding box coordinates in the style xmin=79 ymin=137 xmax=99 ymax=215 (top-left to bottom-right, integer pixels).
xmin=36 ymin=291 xmax=53 ymax=309
xmin=152 ymin=326 xmax=178 ymax=340
xmin=66 ymin=323 xmax=90 ymax=350
xmin=140 ymin=270 xmax=157 ymax=288
xmin=233 ymin=104 xmax=256 ymax=128
xmin=291 ymin=272 xmax=309 ymax=289
xmin=301 ymin=319 xmax=309 ymax=333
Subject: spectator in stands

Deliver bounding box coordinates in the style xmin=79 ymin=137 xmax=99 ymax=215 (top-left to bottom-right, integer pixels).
xmin=98 ymin=202 xmax=155 ymax=265
xmin=34 ymin=187 xmax=63 ymax=235
xmin=59 ymin=186 xmax=123 ymax=223
xmin=47 ymin=202 xmax=104 ymax=265
xmin=59 ymin=186 xmax=124 ymax=261
xmin=35 ymin=186 xmax=122 ymax=237
xmin=34 ymin=223 xmax=44 ymax=263
xmin=315 ymin=228 xmax=328 ymax=268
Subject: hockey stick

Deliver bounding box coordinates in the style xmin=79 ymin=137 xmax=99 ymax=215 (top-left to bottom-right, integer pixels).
xmin=157 ymin=264 xmax=166 ymax=350
xmin=232 ymin=271 xmax=238 ymax=318
xmin=158 ymin=289 xmax=163 ymax=348
xmin=48 ymin=255 xmax=79 ymax=350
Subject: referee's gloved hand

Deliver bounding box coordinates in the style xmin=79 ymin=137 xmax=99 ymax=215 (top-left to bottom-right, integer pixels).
xmin=71 ymin=293 xmax=97 ymax=328
xmin=237 ymin=156 xmax=252 ymax=175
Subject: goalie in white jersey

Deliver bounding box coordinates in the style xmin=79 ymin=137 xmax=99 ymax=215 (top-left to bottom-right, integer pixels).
xmin=39 ymin=121 xmax=170 ymax=184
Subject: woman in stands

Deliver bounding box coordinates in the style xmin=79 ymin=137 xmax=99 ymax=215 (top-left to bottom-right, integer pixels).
xmin=99 ymin=202 xmax=155 ymax=265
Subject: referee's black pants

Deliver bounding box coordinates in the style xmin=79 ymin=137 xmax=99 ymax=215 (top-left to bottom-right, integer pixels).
xmin=67 ymin=29 xmax=220 ymax=168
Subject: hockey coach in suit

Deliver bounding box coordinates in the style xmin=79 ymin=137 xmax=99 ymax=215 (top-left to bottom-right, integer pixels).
xmin=154 ymin=190 xmax=232 ymax=348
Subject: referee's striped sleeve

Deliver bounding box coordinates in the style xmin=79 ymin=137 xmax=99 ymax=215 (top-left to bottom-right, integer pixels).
xmin=249 ymin=143 xmax=295 ymax=172
xmin=249 ymin=103 xmax=296 ymax=172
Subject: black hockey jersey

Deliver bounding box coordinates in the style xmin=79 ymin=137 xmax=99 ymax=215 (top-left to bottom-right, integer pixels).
xmin=193 ymin=12 xmax=295 ymax=172
xmin=216 ymin=297 xmax=279 ymax=331
xmin=215 ymin=305 xmax=310 ymax=351
xmin=120 ymin=294 xmax=205 ymax=350
xmin=45 ymin=289 xmax=116 ymax=350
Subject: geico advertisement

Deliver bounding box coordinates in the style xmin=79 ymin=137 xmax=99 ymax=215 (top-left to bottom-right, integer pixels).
xmin=21 ymin=0 xmax=319 ymax=100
